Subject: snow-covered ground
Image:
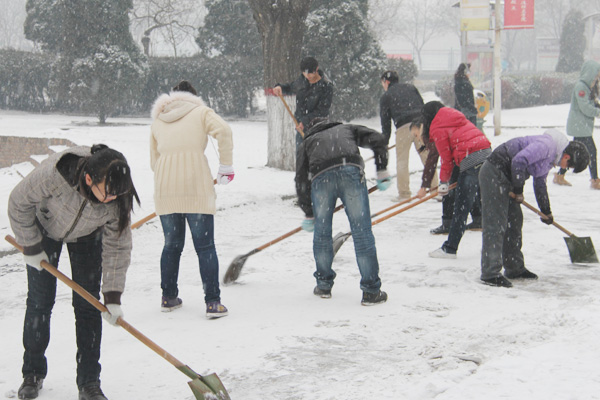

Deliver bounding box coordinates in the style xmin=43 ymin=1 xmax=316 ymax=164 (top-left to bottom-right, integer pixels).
xmin=1 ymin=102 xmax=600 ymax=400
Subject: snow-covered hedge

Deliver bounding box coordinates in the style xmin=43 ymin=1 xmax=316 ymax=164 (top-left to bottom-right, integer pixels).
xmin=0 ymin=50 xmax=261 ymax=118
xmin=435 ymin=72 xmax=578 ymax=109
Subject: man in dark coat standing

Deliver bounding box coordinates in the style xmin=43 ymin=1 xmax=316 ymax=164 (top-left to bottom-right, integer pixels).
xmin=273 ymin=57 xmax=334 ymax=151
xmin=295 ymin=118 xmax=389 ymax=306
xmin=380 ymin=70 xmax=437 ymax=201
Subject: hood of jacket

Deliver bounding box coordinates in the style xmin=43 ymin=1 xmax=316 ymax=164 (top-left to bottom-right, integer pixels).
xmin=579 ymin=60 xmax=600 ymax=87
xmin=544 ymin=128 xmax=570 ymax=164
xmin=151 ymin=91 xmax=206 ymax=122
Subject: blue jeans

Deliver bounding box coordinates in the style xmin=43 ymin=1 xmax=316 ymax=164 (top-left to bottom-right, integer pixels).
xmin=442 ymin=164 xmax=482 ymax=254
xmin=311 ymin=165 xmax=382 ymax=293
xmin=159 ymin=213 xmax=221 ymax=303
xmin=23 ymin=231 xmax=103 ymax=388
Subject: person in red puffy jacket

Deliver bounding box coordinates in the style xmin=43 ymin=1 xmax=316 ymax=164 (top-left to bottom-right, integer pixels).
xmin=417 ymin=101 xmax=492 ymax=259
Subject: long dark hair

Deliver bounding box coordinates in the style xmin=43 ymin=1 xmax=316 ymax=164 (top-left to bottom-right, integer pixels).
xmin=454 ymin=63 xmax=470 ymax=80
xmin=421 ymin=101 xmax=446 ymax=143
xmin=78 ymin=144 xmax=140 ymax=234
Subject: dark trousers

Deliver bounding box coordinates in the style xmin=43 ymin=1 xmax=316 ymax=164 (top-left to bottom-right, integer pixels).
xmin=442 ymin=164 xmax=482 ymax=254
xmin=442 ymin=166 xmax=481 ymax=223
xmin=23 ymin=232 xmax=103 ymax=388
xmin=559 ymin=137 xmax=597 ymax=179
xmin=479 ymin=161 xmax=526 ymax=279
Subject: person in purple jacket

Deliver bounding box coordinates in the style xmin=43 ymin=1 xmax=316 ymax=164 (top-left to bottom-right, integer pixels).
xmin=479 ymin=129 xmax=590 ymax=287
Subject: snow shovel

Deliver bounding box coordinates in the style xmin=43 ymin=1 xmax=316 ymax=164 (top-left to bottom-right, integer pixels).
xmin=223 ymin=184 xmax=380 ymax=284
xmin=278 ymin=93 xmax=305 ymax=138
xmin=519 ymin=200 xmax=599 ymax=264
xmin=131 ymin=179 xmax=218 ymax=230
xmin=5 ymin=235 xmax=231 ymax=400
xmin=332 ymin=184 xmax=455 ymax=255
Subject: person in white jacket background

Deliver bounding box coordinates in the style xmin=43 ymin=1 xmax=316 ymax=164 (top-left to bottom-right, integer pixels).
xmin=150 ymin=80 xmax=234 ymax=318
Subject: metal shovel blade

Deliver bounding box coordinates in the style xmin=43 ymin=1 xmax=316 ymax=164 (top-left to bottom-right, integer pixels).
xmin=223 ymin=254 xmax=248 ymax=284
xmin=188 ymin=373 xmax=231 ymax=400
xmin=564 ymin=235 xmax=599 ymax=264
xmin=332 ymin=232 xmax=352 ymax=256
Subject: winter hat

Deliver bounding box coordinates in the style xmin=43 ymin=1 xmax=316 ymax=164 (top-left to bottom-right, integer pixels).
xmin=564 ymin=141 xmax=590 ymax=173
xmin=172 ymin=80 xmax=197 ymax=96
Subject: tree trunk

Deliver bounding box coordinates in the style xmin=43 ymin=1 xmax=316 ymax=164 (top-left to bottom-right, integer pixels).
xmin=248 ymin=0 xmax=312 ymax=171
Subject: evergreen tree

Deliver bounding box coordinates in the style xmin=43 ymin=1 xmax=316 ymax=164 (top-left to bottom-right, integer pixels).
xmin=555 ymin=9 xmax=585 ymax=73
xmin=196 ymin=0 xmax=261 ymax=58
xmin=303 ymin=0 xmax=387 ymax=121
xmin=24 ymin=0 xmax=147 ymax=123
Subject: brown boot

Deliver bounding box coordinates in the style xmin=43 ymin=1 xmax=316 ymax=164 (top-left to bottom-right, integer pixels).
xmin=591 ymin=179 xmax=600 ymax=190
xmin=553 ymin=173 xmax=572 ymax=186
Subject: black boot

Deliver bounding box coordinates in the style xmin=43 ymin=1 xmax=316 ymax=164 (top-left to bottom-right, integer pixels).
xmin=361 ymin=290 xmax=388 ymax=306
xmin=79 ymin=383 xmax=108 ymax=400
xmin=430 ymin=219 xmax=451 ymax=235
xmin=465 ymin=216 xmax=482 ymax=231
xmin=18 ymin=376 xmax=43 ymax=399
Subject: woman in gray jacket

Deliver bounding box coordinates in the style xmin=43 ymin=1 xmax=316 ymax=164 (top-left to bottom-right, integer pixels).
xmin=8 ymin=144 xmax=139 ymax=400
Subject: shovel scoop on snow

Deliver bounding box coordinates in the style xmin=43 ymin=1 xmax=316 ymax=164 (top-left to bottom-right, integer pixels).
xmin=5 ymin=235 xmax=231 ymax=400
xmin=519 ymin=201 xmax=598 ymax=264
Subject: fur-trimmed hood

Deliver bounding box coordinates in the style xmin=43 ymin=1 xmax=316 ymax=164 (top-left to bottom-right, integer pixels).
xmin=151 ymin=91 xmax=206 ymax=122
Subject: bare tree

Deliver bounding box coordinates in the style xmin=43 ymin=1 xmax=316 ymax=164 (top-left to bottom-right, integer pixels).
xmin=387 ymin=0 xmax=454 ymax=69
xmin=0 ymin=0 xmax=33 ymax=50
xmin=367 ymin=0 xmax=403 ymax=41
xmin=247 ymin=0 xmax=312 ymax=171
xmin=131 ymin=0 xmax=205 ymax=57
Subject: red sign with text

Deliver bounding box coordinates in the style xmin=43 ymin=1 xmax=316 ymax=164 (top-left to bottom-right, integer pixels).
xmin=504 ymin=0 xmax=534 ymax=29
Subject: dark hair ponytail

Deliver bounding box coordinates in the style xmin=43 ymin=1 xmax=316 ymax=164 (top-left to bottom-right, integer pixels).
xmin=79 ymin=144 xmax=140 ymax=234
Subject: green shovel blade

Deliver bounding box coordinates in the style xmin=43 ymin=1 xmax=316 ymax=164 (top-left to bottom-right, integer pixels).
xmin=188 ymin=373 xmax=231 ymax=400
xmin=564 ymin=236 xmax=599 ymax=264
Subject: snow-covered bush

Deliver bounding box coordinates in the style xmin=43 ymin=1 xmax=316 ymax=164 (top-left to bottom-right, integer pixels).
xmin=0 ymin=49 xmax=53 ymax=111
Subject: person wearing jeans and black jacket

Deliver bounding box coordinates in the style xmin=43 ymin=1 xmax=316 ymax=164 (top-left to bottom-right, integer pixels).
xmin=295 ymin=118 xmax=389 ymax=306
xmin=9 ymin=145 xmax=139 ymax=400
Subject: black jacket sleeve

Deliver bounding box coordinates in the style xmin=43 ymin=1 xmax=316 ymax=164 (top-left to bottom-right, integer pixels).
xmin=350 ymin=125 xmax=389 ymax=171
xmin=295 ymin=143 xmax=313 ymax=218
xmin=379 ymin=94 xmax=393 ymax=144
xmin=533 ymin=176 xmax=551 ymax=215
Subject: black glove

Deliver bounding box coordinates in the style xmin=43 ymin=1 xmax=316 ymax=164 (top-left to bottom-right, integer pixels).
xmin=540 ymin=213 xmax=553 ymax=225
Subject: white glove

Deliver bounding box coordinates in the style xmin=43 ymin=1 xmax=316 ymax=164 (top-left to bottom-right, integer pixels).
xmin=216 ymin=164 xmax=235 ymax=185
xmin=102 ymin=304 xmax=123 ymax=326
xmin=24 ymin=251 xmax=49 ymax=272
xmin=437 ymin=183 xmax=449 ymax=196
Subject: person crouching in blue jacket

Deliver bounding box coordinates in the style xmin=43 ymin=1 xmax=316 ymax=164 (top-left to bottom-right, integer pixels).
xmin=479 ymin=129 xmax=589 ymax=287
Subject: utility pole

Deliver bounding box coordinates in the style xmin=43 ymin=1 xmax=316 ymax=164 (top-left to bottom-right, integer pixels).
xmin=493 ymin=0 xmax=502 ymax=136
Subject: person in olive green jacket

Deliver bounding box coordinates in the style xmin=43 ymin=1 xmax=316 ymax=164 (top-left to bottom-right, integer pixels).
xmin=554 ymin=60 xmax=600 ymax=189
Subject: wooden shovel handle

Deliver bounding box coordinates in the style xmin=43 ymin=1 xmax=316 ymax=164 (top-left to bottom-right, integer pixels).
xmin=255 ymin=184 xmax=379 ymax=251
xmin=278 ymin=93 xmax=304 ymax=138
xmin=520 ymin=200 xmax=574 ymax=236
xmin=5 ymin=235 xmax=199 ymax=380
xmin=131 ymin=179 xmax=218 ymax=230
xmin=371 ymin=183 xmax=456 ymax=227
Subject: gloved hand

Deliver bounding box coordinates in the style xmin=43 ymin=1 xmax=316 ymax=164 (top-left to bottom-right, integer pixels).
xmin=216 ymin=165 xmax=234 ymax=185
xmin=302 ymin=218 xmax=314 ymax=232
xmin=541 ymin=213 xmax=554 ymax=225
xmin=102 ymin=304 xmax=123 ymax=326
xmin=510 ymin=192 xmax=524 ymax=203
xmin=23 ymin=251 xmax=49 ymax=272
xmin=437 ymin=183 xmax=449 ymax=196
xmin=376 ymin=170 xmax=391 ymax=191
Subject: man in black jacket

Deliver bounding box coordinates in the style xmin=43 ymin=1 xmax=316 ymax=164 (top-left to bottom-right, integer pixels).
xmin=380 ymin=70 xmax=438 ymax=200
xmin=295 ymin=118 xmax=389 ymax=306
xmin=273 ymin=57 xmax=334 ymax=151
